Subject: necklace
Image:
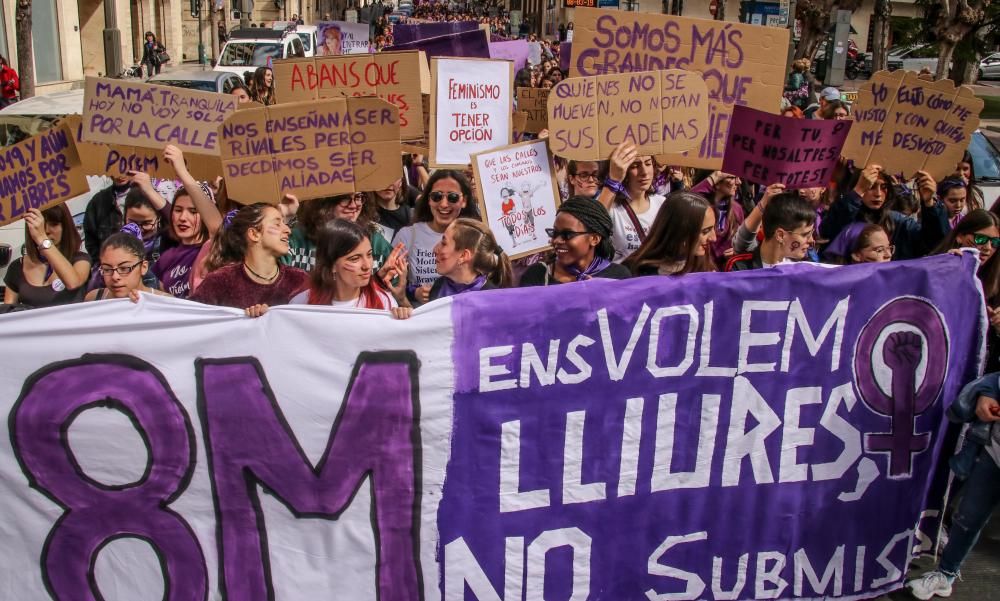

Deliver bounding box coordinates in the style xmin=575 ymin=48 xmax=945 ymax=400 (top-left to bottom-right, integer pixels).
xmin=244 ymin=262 xmax=279 ymax=283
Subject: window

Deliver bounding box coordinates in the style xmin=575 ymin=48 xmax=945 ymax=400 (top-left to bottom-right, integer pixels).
xmin=31 ymin=0 xmax=63 ymax=83
xmin=219 ymin=42 xmax=282 ymax=66
xmin=289 ymin=38 xmax=305 ymax=58
xmin=296 ymin=32 xmax=312 ymax=52
xmin=222 ymin=75 xmax=237 ymax=94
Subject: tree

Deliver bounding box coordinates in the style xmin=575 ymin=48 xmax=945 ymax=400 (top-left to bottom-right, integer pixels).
xmin=793 ymin=0 xmax=864 ymax=61
xmin=924 ymin=0 xmax=990 ymax=81
xmin=15 ymin=0 xmax=34 ymax=100
xmin=871 ymin=0 xmax=892 ymax=72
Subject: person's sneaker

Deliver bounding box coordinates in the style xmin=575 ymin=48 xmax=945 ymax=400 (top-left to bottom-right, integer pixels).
xmin=907 ymin=570 xmax=955 ymax=600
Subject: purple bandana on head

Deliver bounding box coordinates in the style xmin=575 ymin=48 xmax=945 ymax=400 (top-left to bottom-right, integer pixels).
xmin=120 ymin=222 xmax=144 ymax=240
xmin=222 ymin=209 xmax=239 ymax=230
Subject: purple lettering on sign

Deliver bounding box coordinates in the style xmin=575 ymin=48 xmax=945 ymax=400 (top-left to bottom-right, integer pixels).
xmin=10 ymin=355 xmax=207 ymax=601
xmin=197 ymin=352 xmax=422 ymax=601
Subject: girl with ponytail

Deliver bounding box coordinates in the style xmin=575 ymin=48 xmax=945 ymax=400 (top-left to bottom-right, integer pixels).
xmin=427 ymin=218 xmax=512 ymax=301
xmin=189 ymin=203 xmax=308 ymax=317
xmin=86 ymin=223 xmax=171 ymax=301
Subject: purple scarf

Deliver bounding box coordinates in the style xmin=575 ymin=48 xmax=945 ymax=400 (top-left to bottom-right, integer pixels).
xmin=565 ymin=256 xmax=610 ymax=281
xmin=437 ymin=274 xmax=487 ymax=299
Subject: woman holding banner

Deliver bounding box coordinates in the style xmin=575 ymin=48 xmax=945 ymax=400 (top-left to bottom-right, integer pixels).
xmin=191 ymin=204 xmax=308 ymax=317
xmin=821 ymin=164 xmax=948 ymax=261
xmin=520 ymin=197 xmax=630 ymax=286
xmin=393 ymin=170 xmax=480 ymax=304
xmin=598 ymin=142 xmax=667 ymax=263
xmin=86 ymin=225 xmax=172 ymax=301
xmin=426 ymin=218 xmax=511 ymax=301
xmin=623 ymin=192 xmax=717 ymax=276
xmin=290 ymin=219 xmax=411 ymax=318
xmin=3 ymin=206 xmax=91 ymax=309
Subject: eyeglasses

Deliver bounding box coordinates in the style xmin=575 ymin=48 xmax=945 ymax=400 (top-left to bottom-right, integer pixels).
xmin=973 ymin=234 xmax=1000 ymax=248
xmin=338 ymin=193 xmax=365 ymax=206
xmin=430 ymin=191 xmax=462 ymax=204
xmin=129 ymin=219 xmax=159 ymax=232
xmin=99 ymin=260 xmax=143 ymax=277
xmin=867 ymin=244 xmax=895 ymax=256
xmin=573 ymin=172 xmax=599 ymax=181
xmin=545 ymin=228 xmax=590 ymax=241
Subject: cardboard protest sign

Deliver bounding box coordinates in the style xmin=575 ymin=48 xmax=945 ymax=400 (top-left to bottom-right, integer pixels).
xmin=0 ymin=123 xmax=89 ymax=227
xmin=272 ymin=51 xmax=428 ymax=140
xmin=219 ymin=97 xmax=401 ymax=204
xmin=722 ymin=105 xmax=852 ymax=189
xmin=63 ymin=115 xmax=223 ymax=182
xmin=390 ymin=29 xmax=491 ymax=60
xmin=471 ymin=139 xmax=560 ymax=259
xmin=316 ymin=21 xmax=371 ymax=55
xmin=82 ymin=77 xmax=237 ymax=156
xmin=512 ymin=110 xmax=528 ymax=142
xmin=569 ymin=7 xmax=789 ymax=169
xmin=517 ymin=87 xmax=550 ymax=134
xmin=547 ymin=69 xmax=709 ymax=161
xmin=430 ymin=57 xmax=513 ymax=168
xmin=841 ymin=70 xmax=983 ymax=180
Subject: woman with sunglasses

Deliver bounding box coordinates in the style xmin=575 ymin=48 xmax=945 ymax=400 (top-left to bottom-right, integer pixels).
xmin=191 ymin=203 xmax=308 ymax=317
xmin=520 ymin=197 xmax=631 ymax=286
xmin=284 ymin=192 xmax=393 ymax=273
xmin=821 ymin=164 xmax=948 ymax=260
xmin=426 ymin=218 xmax=511 ymax=301
xmin=291 ymin=219 xmax=411 ymax=318
xmin=393 ymin=170 xmax=479 ymax=304
xmin=727 ymin=193 xmax=817 ymax=271
xmin=598 ymin=142 xmax=667 ymax=263
xmin=3 ymin=205 xmax=91 ymax=308
xmin=624 ymin=192 xmax=717 ymax=276
xmin=86 ymin=225 xmax=172 ymax=301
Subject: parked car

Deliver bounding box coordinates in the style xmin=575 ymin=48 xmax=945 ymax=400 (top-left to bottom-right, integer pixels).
xmin=148 ymin=69 xmax=246 ymax=94
xmin=979 ymin=52 xmax=1000 ymax=80
xmin=886 ymin=44 xmax=942 ymax=73
xmin=214 ymin=29 xmax=306 ymax=76
xmin=968 ymin=130 xmax=1000 ymax=209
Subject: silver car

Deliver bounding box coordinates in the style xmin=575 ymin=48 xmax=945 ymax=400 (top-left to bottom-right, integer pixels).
xmin=979 ymin=52 xmax=1000 ymax=80
xmin=148 ymin=68 xmax=247 ymax=94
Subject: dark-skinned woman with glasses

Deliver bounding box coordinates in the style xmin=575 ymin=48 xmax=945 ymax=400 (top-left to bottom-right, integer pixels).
xmin=393 ymin=170 xmax=479 ymax=304
xmin=283 ymin=192 xmax=394 ymax=273
xmin=520 ymin=197 xmax=630 ymax=286
xmin=86 ymin=224 xmax=172 ymax=301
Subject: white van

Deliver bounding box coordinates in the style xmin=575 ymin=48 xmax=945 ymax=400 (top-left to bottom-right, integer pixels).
xmin=214 ymin=29 xmax=306 ymax=77
xmin=273 ymin=23 xmax=319 ymax=58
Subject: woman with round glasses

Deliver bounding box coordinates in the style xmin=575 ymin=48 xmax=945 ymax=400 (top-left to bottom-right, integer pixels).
xmin=284 ymin=192 xmax=393 ymax=273
xmin=520 ymin=197 xmax=630 ymax=286
xmin=86 ymin=224 xmax=172 ymax=301
xmin=3 ymin=205 xmax=91 ymax=308
xmin=393 ymin=170 xmax=480 ymax=304
xmin=565 ymin=160 xmax=604 ymax=200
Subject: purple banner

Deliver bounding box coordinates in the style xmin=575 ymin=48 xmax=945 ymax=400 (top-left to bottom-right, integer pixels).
xmin=560 ymin=42 xmax=571 ymax=72
xmin=440 ymin=254 xmax=984 ymax=599
xmin=489 ymin=39 xmax=530 ymax=73
xmin=391 ymin=20 xmax=480 ymax=45
xmin=722 ymin=106 xmax=853 ymax=189
xmin=390 ymin=29 xmax=490 ymax=60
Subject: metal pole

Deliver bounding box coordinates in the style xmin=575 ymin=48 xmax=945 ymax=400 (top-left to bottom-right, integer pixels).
xmin=103 ymin=0 xmax=123 ymax=77
xmin=241 ymin=0 xmax=250 ymax=28
xmin=198 ymin=0 xmax=206 ymax=64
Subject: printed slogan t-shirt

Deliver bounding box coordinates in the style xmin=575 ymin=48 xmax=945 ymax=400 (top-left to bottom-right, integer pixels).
xmin=392 ymin=221 xmax=442 ymax=287
xmin=152 ymin=243 xmax=204 ymax=299
xmin=609 ymin=194 xmax=666 ymax=264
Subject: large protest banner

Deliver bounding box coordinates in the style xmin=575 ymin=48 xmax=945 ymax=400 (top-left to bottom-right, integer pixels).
xmin=547 ymin=69 xmax=710 ymax=160
xmin=489 ymin=39 xmax=531 ymax=73
xmin=390 ymin=29 xmax=492 ymax=60
xmin=430 ymin=57 xmax=513 ymax=168
xmin=472 ymin=139 xmax=560 ymax=259
xmin=393 ymin=20 xmax=480 ymax=45
xmin=569 ymin=8 xmax=789 ymax=169
xmin=218 ymin=97 xmax=401 ymax=203
xmin=841 ymin=70 xmax=983 ymax=180
xmin=272 ymin=51 xmax=429 ymax=140
xmin=0 ymin=122 xmax=89 ymax=227
xmin=722 ymin=106 xmax=852 ymax=189
xmin=0 ymin=254 xmax=985 ymax=600
xmin=81 ymin=77 xmax=237 ymax=155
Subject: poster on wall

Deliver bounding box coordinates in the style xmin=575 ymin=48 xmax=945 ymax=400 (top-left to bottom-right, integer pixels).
xmin=471 ymin=139 xmax=561 ymax=259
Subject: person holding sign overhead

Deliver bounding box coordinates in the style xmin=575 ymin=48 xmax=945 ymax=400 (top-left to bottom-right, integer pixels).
xmin=597 ymin=142 xmax=667 ymax=263
xmin=623 ymin=192 xmax=717 ymax=276
xmin=393 ymin=170 xmax=480 ymax=304
xmin=820 ymin=164 xmax=948 ymax=261
xmin=426 ymin=218 xmax=511 ymax=301
xmin=3 ymin=206 xmax=91 ymax=309
xmin=519 ymin=197 xmax=630 ymax=286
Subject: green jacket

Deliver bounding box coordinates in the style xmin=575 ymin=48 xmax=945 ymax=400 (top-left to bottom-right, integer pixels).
xmin=282 ymin=225 xmax=391 ymax=272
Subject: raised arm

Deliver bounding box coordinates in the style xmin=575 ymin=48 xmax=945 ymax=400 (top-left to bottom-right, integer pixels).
xmin=163 ymin=144 xmax=223 ymax=235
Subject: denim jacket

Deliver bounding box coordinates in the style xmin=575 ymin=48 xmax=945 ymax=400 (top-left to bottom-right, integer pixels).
xmin=947 ymin=372 xmax=998 ymax=478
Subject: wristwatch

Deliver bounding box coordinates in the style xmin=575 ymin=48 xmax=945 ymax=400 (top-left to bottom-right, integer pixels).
xmin=40 ymin=239 xmax=53 ymax=250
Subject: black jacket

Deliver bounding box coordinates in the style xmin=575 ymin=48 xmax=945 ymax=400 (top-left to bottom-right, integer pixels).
xmin=83 ymin=185 xmax=124 ymax=263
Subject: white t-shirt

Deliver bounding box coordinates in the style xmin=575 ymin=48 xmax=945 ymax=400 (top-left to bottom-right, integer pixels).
xmin=289 ymin=288 xmax=397 ymax=309
xmin=392 ymin=221 xmax=442 ymax=286
xmin=609 ymin=194 xmax=666 ymax=263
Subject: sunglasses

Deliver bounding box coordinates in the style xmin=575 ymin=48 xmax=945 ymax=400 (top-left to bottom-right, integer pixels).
xmin=973 ymin=234 xmax=1000 ymax=248
xmin=545 ymin=228 xmax=590 ymax=241
xmin=430 ymin=191 xmax=462 ymax=204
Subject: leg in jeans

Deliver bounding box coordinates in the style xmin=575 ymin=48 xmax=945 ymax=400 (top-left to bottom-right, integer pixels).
xmin=939 ymin=452 xmax=1000 ymax=575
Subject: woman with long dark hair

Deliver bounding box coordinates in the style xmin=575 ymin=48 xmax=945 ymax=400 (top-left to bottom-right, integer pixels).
xmin=140 ymin=31 xmax=164 ymax=79
xmin=284 ymin=192 xmax=393 ymax=272
xmin=624 ymin=192 xmax=717 ymax=276
xmin=689 ymin=170 xmax=745 ymax=267
xmin=598 ymin=142 xmax=667 ymax=263
xmin=520 ymin=197 xmax=631 ymax=286
xmin=248 ymin=66 xmax=276 ymax=106
xmin=3 ymin=205 xmax=90 ymax=308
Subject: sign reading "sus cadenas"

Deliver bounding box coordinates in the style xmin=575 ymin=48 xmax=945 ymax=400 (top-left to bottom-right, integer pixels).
xmin=0 ymin=254 xmax=983 ymax=600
